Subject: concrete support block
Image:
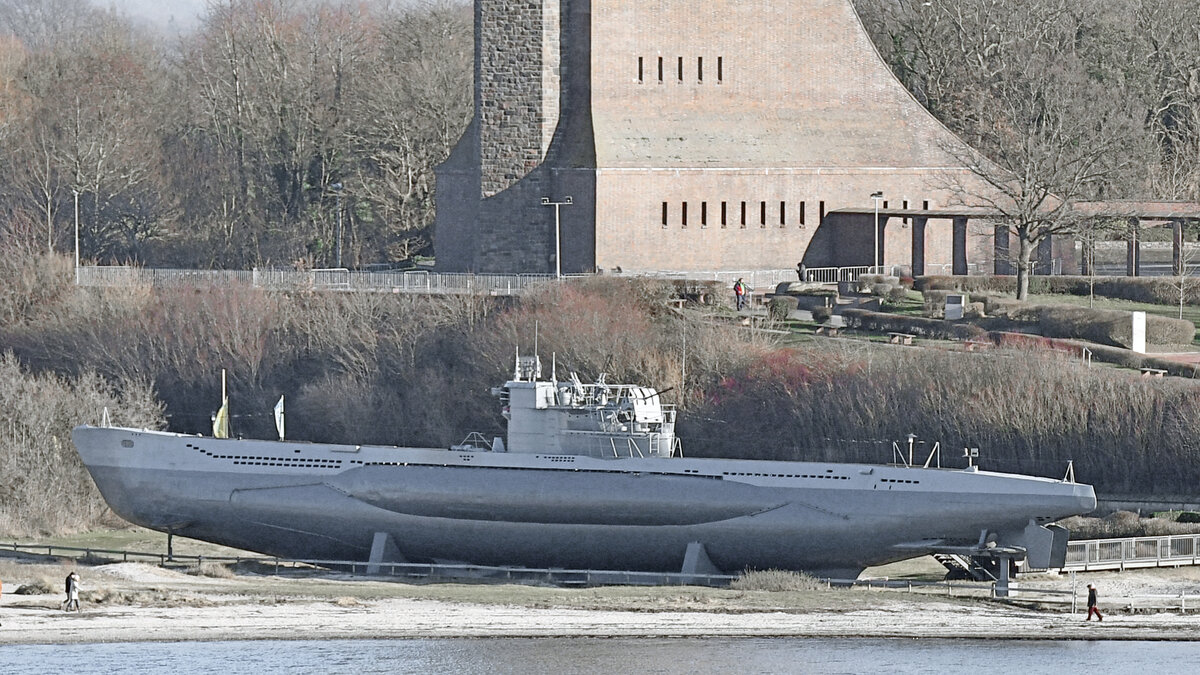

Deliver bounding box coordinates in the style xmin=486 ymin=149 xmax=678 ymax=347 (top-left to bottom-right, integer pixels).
xmin=367 ymin=531 xmax=406 ymax=575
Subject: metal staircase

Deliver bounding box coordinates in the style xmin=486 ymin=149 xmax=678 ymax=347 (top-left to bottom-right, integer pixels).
xmin=933 ymin=553 xmax=997 ymax=581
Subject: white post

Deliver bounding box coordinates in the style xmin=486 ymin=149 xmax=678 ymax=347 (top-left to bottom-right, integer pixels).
xmin=331 ymin=182 xmax=343 ymax=268
xmin=870 ymin=191 xmax=884 ymax=273
xmin=73 ymin=189 xmax=80 ymax=285
xmin=541 ymin=196 xmax=573 ymax=279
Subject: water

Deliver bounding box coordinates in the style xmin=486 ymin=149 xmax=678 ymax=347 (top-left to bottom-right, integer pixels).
xmin=2 ymin=638 xmax=1197 ymax=674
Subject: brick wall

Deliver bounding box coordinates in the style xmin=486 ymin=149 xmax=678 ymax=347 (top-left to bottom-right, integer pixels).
xmin=436 ymin=0 xmax=1006 ymax=274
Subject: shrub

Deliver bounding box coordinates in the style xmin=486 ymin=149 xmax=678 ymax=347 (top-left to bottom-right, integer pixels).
xmin=186 ymin=562 xmax=235 ymax=578
xmin=15 ymin=579 xmax=52 ymax=595
xmin=840 ymin=309 xmax=986 ymax=340
xmin=1036 ymin=306 xmax=1194 ymax=348
xmin=922 ymin=290 xmax=949 ymax=313
xmin=913 ymin=275 xmax=1016 ymax=294
xmin=887 ymin=287 xmax=909 ymax=303
xmin=980 ymin=296 xmax=1025 ymax=317
xmin=767 ymin=297 xmax=795 ymax=320
xmin=812 ymin=307 xmax=832 ymax=323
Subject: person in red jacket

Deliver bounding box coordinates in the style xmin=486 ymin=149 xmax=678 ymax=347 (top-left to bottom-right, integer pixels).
xmin=1086 ymin=583 xmax=1103 ymax=621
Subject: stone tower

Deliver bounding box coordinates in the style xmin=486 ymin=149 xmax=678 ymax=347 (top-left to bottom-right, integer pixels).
xmin=435 ymin=0 xmax=993 ymax=274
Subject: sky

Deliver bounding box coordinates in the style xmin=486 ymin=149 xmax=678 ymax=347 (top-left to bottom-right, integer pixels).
xmin=101 ymin=0 xmax=208 ymax=32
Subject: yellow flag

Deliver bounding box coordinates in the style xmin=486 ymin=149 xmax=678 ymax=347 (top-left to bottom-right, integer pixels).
xmin=213 ymin=397 xmax=230 ymax=438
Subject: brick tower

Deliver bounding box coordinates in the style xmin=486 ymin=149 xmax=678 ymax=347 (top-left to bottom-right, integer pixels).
xmin=435 ymin=0 xmax=993 ymax=273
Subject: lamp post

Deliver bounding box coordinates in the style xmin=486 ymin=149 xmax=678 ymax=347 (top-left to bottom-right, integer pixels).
xmin=73 ymin=189 xmax=80 ymax=285
xmin=870 ymin=191 xmax=884 ymax=272
xmin=541 ymin=196 xmax=572 ymax=278
xmin=331 ymin=182 xmax=343 ymax=268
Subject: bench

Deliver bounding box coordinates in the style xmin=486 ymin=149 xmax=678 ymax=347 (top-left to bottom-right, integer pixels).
xmin=814 ymin=324 xmax=840 ymax=337
xmin=888 ymin=332 xmax=915 ymax=346
xmin=1140 ymin=367 xmax=1167 ymax=378
xmin=667 ymin=298 xmax=686 ymax=309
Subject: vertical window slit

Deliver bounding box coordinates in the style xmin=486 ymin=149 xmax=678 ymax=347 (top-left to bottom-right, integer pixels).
xmin=740 ymin=201 xmax=747 ymax=228
xmin=701 ymin=201 xmax=708 ymax=227
xmin=638 ymin=57 xmax=643 ymax=83
xmin=780 ymin=201 xmax=786 ymax=226
xmin=717 ymin=56 xmax=723 ymax=82
xmin=661 ymin=202 xmax=668 ymax=227
xmin=800 ymin=201 xmax=806 ymax=225
xmin=658 ymin=57 xmax=663 ymax=82
xmin=760 ymin=201 xmax=767 ymax=227
xmin=682 ymin=202 xmax=688 ymax=227
xmin=698 ymin=56 xmax=703 ymax=82
xmin=721 ymin=202 xmax=727 ymax=227
xmin=677 ymin=56 xmax=683 ymax=81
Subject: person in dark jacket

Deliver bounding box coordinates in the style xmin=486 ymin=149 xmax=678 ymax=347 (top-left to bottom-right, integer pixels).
xmin=1086 ymin=583 xmax=1103 ymax=621
xmin=64 ymin=571 xmax=80 ymax=612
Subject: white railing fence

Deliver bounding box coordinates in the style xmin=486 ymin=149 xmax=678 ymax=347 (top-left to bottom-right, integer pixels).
xmin=1062 ymin=534 xmax=1200 ymax=572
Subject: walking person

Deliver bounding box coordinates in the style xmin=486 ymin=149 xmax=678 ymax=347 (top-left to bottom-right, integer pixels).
xmin=1085 ymin=583 xmax=1102 ymax=621
xmin=64 ymin=571 xmax=80 ymax=612
xmin=796 ymin=262 xmax=807 ymax=282
xmin=733 ymin=278 xmax=748 ymax=311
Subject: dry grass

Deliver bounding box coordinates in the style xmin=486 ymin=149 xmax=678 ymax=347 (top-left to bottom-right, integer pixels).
xmin=1061 ymin=512 xmax=1200 ymax=539
xmin=730 ymin=569 xmax=825 ymax=592
xmin=185 ymin=562 xmax=235 ymax=578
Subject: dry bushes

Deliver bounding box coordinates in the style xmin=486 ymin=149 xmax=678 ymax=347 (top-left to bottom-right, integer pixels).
xmin=0 ymin=242 xmax=74 ymax=326
xmin=186 ymin=562 xmax=235 ymax=578
xmin=1032 ymin=305 xmax=1194 ymax=347
xmin=1060 ymin=512 xmax=1200 ymax=539
xmin=731 ymin=569 xmax=824 ymax=592
xmin=0 ymin=352 xmax=164 ymax=535
xmin=681 ymin=341 xmax=1200 ymax=494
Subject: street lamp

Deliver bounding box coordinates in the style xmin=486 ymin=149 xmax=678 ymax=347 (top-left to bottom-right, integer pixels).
xmin=541 ymin=196 xmax=572 ymax=278
xmin=331 ymin=182 xmax=343 ymax=268
xmin=870 ymin=191 xmax=885 ymax=272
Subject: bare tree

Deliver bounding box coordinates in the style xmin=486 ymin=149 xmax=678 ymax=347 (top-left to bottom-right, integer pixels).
xmin=875 ymin=0 xmax=1147 ymax=299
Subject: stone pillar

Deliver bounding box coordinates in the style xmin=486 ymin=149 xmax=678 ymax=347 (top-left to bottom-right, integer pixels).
xmin=1173 ymin=219 xmax=1184 ymax=276
xmin=478 ymin=0 xmax=560 ymax=197
xmin=952 ymin=217 xmax=968 ymax=275
xmin=993 ymin=224 xmax=1011 ymax=275
xmin=911 ymin=217 xmax=927 ymax=276
xmin=1126 ymin=217 xmax=1140 ymax=277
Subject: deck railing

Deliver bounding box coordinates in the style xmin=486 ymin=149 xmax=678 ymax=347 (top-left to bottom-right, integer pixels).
xmin=1063 ymin=534 xmax=1200 ymax=571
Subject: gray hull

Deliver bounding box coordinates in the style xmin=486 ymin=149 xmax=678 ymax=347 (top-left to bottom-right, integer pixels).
xmin=72 ymin=426 xmax=1097 ymax=578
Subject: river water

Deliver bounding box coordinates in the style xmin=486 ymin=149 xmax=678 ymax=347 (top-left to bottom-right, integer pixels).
xmin=2 ymin=638 xmax=1197 ymax=674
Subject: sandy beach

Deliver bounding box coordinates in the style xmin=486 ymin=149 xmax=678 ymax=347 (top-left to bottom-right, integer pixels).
xmin=3 ymin=558 xmax=1200 ymax=644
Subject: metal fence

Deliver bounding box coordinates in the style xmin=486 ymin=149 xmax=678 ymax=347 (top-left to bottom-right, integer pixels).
xmin=1064 ymin=534 xmax=1200 ymax=572
xmin=3 ymin=541 xmax=736 ymax=587
xmin=76 ymin=266 xmax=560 ymax=295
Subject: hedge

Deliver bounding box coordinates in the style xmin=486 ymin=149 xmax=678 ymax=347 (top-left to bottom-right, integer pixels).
xmin=915 ymin=274 xmax=1200 ymax=306
xmin=839 ymin=308 xmax=987 ymax=340
xmin=998 ymin=304 xmax=1195 ymax=347
xmin=914 ymin=275 xmax=1016 ymax=294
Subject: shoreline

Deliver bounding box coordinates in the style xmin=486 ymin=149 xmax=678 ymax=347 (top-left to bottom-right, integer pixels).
xmin=3 ymin=561 xmax=1200 ymax=645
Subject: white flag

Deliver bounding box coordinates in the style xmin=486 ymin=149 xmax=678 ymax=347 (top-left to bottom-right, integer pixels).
xmin=274 ymin=395 xmax=285 ymax=440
